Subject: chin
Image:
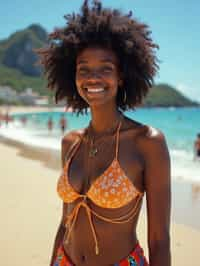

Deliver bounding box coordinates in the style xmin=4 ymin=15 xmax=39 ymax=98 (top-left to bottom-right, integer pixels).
xmin=88 ymin=98 xmax=116 ymax=109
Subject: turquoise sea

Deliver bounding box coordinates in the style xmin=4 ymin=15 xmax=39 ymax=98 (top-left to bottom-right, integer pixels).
xmin=0 ymin=107 xmax=200 ymax=184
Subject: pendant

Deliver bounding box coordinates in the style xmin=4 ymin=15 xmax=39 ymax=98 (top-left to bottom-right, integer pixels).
xmin=89 ymin=147 xmax=98 ymax=157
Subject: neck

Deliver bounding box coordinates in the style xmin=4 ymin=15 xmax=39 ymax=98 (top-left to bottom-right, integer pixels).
xmin=89 ymin=102 xmax=122 ymax=135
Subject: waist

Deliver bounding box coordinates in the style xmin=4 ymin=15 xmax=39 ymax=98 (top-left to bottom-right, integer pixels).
xmin=62 ymin=235 xmax=141 ymax=266
xmin=65 ymin=198 xmax=142 ymax=255
xmin=64 ymin=214 xmax=138 ymax=242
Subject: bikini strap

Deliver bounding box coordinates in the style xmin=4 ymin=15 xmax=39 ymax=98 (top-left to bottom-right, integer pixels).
xmin=115 ymin=120 xmax=122 ymax=160
xmin=64 ymin=130 xmax=85 ymax=164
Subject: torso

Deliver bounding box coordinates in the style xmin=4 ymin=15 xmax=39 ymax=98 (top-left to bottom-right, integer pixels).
xmin=61 ymin=117 xmax=148 ymax=266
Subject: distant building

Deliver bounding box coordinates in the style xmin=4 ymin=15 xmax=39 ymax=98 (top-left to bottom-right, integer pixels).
xmin=0 ymin=86 xmax=50 ymax=106
xmin=23 ymin=88 xmax=39 ymax=97
xmin=0 ymin=86 xmax=19 ymax=103
xmin=34 ymin=96 xmax=49 ymax=106
xmin=18 ymin=88 xmax=44 ymax=105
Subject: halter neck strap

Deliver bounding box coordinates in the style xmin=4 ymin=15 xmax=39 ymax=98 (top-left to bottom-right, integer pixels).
xmin=115 ymin=120 xmax=122 ymax=160
xmin=64 ymin=135 xmax=82 ymax=165
xmin=66 ymin=119 xmax=122 ymax=164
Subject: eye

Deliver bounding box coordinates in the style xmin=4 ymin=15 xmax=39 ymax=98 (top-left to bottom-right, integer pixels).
xmin=77 ymin=67 xmax=90 ymax=75
xmin=101 ymin=66 xmax=113 ymax=73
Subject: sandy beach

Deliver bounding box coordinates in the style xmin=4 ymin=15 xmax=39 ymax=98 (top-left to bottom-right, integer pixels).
xmin=0 ymin=140 xmax=200 ymax=265
xmin=0 ymin=105 xmax=63 ymax=115
xmin=0 ymin=106 xmax=200 ymax=265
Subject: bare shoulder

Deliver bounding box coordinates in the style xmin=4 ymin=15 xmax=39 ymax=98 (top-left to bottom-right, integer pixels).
xmin=122 ymin=118 xmax=167 ymax=152
xmin=61 ymin=128 xmax=85 ymax=167
xmin=136 ymin=126 xmax=170 ymax=190
xmin=136 ymin=125 xmax=169 ymax=158
xmin=62 ymin=128 xmax=84 ymax=146
xmin=143 ymin=125 xmax=166 ymax=143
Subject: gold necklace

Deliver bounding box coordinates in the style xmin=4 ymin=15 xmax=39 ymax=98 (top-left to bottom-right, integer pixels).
xmin=89 ymin=138 xmax=98 ymax=157
xmin=87 ymin=117 xmax=123 ymax=158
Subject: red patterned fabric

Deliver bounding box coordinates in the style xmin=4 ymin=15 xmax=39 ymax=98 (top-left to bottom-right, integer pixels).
xmin=53 ymin=243 xmax=149 ymax=266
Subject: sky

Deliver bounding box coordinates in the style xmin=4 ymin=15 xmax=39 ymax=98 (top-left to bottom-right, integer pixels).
xmin=0 ymin=0 xmax=200 ymax=102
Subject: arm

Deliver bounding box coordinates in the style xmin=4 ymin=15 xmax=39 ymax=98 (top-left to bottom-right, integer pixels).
xmin=142 ymin=128 xmax=171 ymax=266
xmin=50 ymin=133 xmax=76 ymax=266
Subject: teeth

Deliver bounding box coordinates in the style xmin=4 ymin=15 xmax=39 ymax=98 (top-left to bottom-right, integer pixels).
xmin=87 ymin=88 xmax=104 ymax=93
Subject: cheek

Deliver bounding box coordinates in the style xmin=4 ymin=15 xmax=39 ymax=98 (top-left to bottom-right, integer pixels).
xmin=75 ymin=75 xmax=89 ymax=102
xmin=110 ymin=77 xmax=119 ymax=95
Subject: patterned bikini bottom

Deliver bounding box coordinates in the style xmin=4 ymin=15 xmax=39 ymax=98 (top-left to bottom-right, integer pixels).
xmin=53 ymin=242 xmax=149 ymax=266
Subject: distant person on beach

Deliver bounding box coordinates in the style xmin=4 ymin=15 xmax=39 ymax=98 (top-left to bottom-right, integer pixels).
xmin=194 ymin=133 xmax=200 ymax=160
xmin=191 ymin=183 xmax=200 ymax=201
xmin=0 ymin=110 xmax=2 ymax=127
xmin=37 ymin=1 xmax=171 ymax=265
xmin=59 ymin=114 xmax=67 ymax=135
xmin=47 ymin=117 xmax=54 ymax=132
xmin=4 ymin=111 xmax=12 ymax=126
xmin=20 ymin=115 xmax=27 ymax=126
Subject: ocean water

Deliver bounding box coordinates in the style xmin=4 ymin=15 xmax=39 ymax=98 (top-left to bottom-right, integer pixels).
xmin=0 ymin=107 xmax=200 ymax=184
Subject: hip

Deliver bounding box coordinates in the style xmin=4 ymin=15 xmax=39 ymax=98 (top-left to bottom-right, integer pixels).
xmin=53 ymin=241 xmax=148 ymax=266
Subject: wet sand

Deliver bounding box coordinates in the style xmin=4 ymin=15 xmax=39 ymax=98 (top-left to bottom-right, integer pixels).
xmin=0 ymin=105 xmax=63 ymax=115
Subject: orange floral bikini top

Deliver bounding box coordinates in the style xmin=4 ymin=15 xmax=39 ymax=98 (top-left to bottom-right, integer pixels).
xmin=57 ymin=121 xmax=144 ymax=255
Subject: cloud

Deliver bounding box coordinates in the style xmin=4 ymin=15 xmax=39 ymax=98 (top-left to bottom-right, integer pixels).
xmin=176 ymin=83 xmax=200 ymax=103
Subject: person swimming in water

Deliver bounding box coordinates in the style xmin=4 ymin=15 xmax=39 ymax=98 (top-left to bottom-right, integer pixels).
xmin=37 ymin=1 xmax=171 ymax=265
xmin=48 ymin=116 xmax=54 ymax=133
xmin=59 ymin=114 xmax=67 ymax=135
xmin=194 ymin=133 xmax=200 ymax=160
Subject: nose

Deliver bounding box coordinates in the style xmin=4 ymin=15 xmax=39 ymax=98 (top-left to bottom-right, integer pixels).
xmin=86 ymin=69 xmax=102 ymax=80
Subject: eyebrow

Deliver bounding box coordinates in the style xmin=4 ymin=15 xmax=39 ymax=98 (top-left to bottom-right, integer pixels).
xmin=77 ymin=58 xmax=115 ymax=65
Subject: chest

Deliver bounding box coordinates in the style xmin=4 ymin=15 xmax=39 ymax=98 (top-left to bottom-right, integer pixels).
xmin=66 ymin=135 xmax=144 ymax=194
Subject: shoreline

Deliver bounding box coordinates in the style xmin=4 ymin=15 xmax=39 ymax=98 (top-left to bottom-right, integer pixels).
xmin=0 ymin=140 xmax=200 ymax=266
xmin=0 ymin=105 xmax=64 ymax=115
xmin=0 ymin=135 xmax=61 ymax=171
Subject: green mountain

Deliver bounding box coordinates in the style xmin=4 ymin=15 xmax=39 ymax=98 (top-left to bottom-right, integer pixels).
xmin=0 ymin=64 xmax=47 ymax=95
xmin=0 ymin=24 xmax=199 ymax=107
xmin=0 ymin=24 xmax=48 ymax=96
xmin=144 ymin=84 xmax=198 ymax=107
xmin=0 ymin=24 xmax=47 ymax=76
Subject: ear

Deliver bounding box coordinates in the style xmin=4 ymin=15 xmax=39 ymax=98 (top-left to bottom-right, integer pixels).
xmin=118 ymin=79 xmax=123 ymax=87
xmin=118 ymin=72 xmax=124 ymax=87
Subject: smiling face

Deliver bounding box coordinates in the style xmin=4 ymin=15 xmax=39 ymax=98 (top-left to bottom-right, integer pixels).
xmin=76 ymin=46 xmax=122 ymax=108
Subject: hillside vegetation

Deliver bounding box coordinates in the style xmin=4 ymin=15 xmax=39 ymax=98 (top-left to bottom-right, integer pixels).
xmin=144 ymin=84 xmax=196 ymax=107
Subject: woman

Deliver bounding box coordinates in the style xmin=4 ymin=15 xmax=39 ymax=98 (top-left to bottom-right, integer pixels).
xmin=38 ymin=1 xmax=171 ymax=265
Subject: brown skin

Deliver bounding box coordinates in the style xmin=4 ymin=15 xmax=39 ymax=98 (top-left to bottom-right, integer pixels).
xmin=195 ymin=138 xmax=200 ymax=149
xmin=194 ymin=136 xmax=200 ymax=158
xmin=50 ymin=47 xmax=171 ymax=266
